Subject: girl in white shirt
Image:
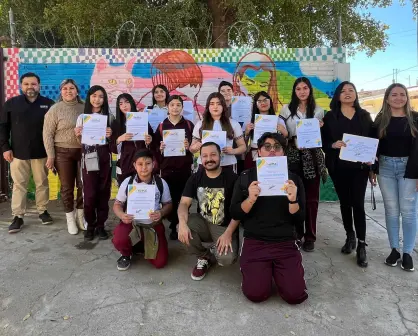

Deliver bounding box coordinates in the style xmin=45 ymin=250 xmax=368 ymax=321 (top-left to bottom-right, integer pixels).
xmin=190 ymin=92 xmax=246 ymax=172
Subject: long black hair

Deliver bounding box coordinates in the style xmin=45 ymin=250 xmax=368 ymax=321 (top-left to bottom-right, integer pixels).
xmin=84 ymin=85 xmax=110 ymax=116
xmin=288 ymin=77 xmax=316 ymax=118
xmin=250 ymin=91 xmax=275 ymax=123
xmin=152 ymin=84 xmax=169 ymax=106
xmin=201 ymin=92 xmax=234 ymax=139
xmin=330 ymin=81 xmax=362 ymax=112
xmin=116 ymin=93 xmax=137 ymax=135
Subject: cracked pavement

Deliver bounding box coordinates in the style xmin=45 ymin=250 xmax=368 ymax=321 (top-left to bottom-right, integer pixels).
xmin=1 ymin=187 xmax=418 ymax=336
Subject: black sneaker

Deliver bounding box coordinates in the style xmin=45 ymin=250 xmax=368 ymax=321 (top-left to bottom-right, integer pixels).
xmin=39 ymin=211 xmax=53 ymax=225
xmin=169 ymin=229 xmax=178 ymax=241
xmin=96 ymin=227 xmax=109 ymax=240
xmin=341 ymin=232 xmax=356 ymax=254
xmin=356 ymin=241 xmax=368 ymax=268
xmin=401 ymin=253 xmax=414 ymax=272
xmin=117 ymin=256 xmax=131 ymax=271
xmin=8 ymin=216 xmax=23 ymax=233
xmin=84 ymin=230 xmax=95 ymax=241
xmin=385 ymin=248 xmax=401 ymax=267
xmin=302 ymin=241 xmax=315 ymax=252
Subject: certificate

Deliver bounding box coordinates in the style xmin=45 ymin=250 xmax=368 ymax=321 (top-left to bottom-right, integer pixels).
xmin=231 ymin=96 xmax=252 ymax=128
xmin=253 ymin=114 xmax=278 ymax=143
xmin=126 ymin=112 xmax=148 ymax=141
xmin=295 ymin=118 xmax=322 ymax=148
xmin=147 ymin=107 xmax=167 ymax=132
xmin=202 ymin=130 xmax=227 ymax=149
xmin=256 ymin=156 xmax=289 ymax=196
xmin=163 ymin=129 xmax=186 ymax=157
xmin=127 ymin=184 xmax=156 ymax=220
xmin=339 ymin=133 xmax=379 ymax=164
xmin=81 ymin=114 xmax=107 ymax=146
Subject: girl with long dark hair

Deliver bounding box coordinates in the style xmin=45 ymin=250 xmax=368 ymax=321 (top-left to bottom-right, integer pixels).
xmin=280 ymin=78 xmax=327 ymax=252
xmin=74 ymin=85 xmax=117 ymax=241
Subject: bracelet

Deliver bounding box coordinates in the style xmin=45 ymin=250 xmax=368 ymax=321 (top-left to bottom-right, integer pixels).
xmin=288 ymin=199 xmax=298 ymax=204
xmin=246 ymin=198 xmax=255 ymax=205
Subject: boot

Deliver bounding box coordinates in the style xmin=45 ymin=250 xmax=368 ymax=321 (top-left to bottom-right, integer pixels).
xmin=356 ymin=241 xmax=368 ymax=268
xmin=341 ymin=232 xmax=356 ymax=254
xmin=66 ymin=210 xmax=78 ymax=235
xmin=76 ymin=209 xmax=86 ymax=231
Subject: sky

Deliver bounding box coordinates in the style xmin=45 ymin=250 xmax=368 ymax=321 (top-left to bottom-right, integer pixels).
xmin=349 ymin=1 xmax=418 ymax=91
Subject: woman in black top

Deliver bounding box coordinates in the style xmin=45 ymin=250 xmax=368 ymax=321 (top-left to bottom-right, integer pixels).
xmin=370 ymin=83 xmax=418 ymax=271
xmin=322 ymin=81 xmax=373 ymax=268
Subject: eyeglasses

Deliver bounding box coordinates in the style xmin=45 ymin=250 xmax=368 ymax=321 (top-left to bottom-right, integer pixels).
xmin=257 ymin=98 xmax=270 ymax=104
xmin=262 ymin=143 xmax=282 ymax=151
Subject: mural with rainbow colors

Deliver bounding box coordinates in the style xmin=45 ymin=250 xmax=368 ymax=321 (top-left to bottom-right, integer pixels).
xmin=3 ymin=47 xmax=349 ymax=201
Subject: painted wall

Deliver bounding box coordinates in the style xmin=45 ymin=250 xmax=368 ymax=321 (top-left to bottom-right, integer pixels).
xmin=3 ymin=47 xmax=349 ymax=201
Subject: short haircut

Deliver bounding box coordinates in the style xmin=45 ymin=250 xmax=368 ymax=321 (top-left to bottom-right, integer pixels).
xmin=218 ymin=81 xmax=233 ymax=92
xmin=133 ymin=149 xmax=154 ymax=162
xmin=257 ymin=132 xmax=287 ymax=150
xmin=167 ymin=95 xmax=184 ymax=106
xmin=20 ymin=72 xmax=40 ymax=84
xmin=200 ymin=141 xmax=221 ymax=155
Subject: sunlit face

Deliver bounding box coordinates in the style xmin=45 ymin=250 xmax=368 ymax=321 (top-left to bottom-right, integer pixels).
xmin=258 ymin=138 xmax=284 ymax=158
xmin=295 ymin=82 xmax=310 ymax=102
xmin=21 ymin=76 xmax=40 ymax=99
xmin=118 ymin=97 xmax=132 ymax=113
xmin=387 ymin=86 xmax=408 ymax=110
xmin=208 ymin=97 xmax=223 ymax=118
xmin=339 ymin=84 xmax=357 ymax=104
xmin=256 ymin=95 xmax=271 ymax=113
xmin=168 ymin=99 xmax=183 ymax=117
xmin=61 ymin=83 xmax=78 ymax=102
xmin=201 ymin=145 xmax=221 ymax=171
xmin=154 ymin=87 xmax=167 ymax=104
xmin=133 ymin=157 xmax=153 ymax=179
xmin=90 ymin=90 xmax=105 ymax=111
xmin=219 ymin=85 xmax=233 ymax=102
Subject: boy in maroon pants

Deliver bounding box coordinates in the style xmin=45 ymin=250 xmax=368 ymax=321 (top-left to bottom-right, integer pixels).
xmin=230 ymin=132 xmax=308 ymax=304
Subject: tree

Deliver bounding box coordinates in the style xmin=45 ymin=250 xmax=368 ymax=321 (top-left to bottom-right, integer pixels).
xmin=0 ymin=0 xmax=416 ymax=55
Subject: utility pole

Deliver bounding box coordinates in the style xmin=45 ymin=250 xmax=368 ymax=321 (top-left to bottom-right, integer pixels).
xmin=8 ymin=8 xmax=16 ymax=47
xmin=338 ymin=15 xmax=342 ymax=48
xmin=407 ymin=75 xmax=411 ymax=87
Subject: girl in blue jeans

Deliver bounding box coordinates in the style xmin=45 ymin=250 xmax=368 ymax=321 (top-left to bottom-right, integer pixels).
xmin=371 ymin=83 xmax=418 ymax=271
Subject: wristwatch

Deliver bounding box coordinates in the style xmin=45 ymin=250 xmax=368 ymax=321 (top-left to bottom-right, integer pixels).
xmin=288 ymin=199 xmax=298 ymax=204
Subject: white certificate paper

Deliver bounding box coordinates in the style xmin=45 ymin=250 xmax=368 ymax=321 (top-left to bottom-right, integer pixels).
xmin=147 ymin=107 xmax=167 ymax=132
xmin=202 ymin=130 xmax=227 ymax=149
xmin=253 ymin=114 xmax=278 ymax=143
xmin=163 ymin=129 xmax=186 ymax=157
xmin=126 ymin=112 xmax=148 ymax=141
xmin=127 ymin=184 xmax=156 ymax=220
xmin=339 ymin=133 xmax=379 ymax=164
xmin=295 ymin=118 xmax=322 ymax=148
xmin=231 ymin=96 xmax=252 ymax=128
xmin=256 ymin=156 xmax=289 ymax=196
xmin=81 ymin=114 xmax=107 ymax=146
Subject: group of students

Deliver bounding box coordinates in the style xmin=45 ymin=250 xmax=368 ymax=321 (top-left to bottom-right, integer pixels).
xmin=1 ymin=71 xmax=418 ymax=305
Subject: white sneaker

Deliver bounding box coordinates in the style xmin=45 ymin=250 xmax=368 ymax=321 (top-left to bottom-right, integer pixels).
xmin=76 ymin=209 xmax=87 ymax=231
xmin=66 ymin=211 xmax=78 ymax=235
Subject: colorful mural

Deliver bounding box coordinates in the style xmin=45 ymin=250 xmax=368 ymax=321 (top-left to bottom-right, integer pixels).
xmin=3 ymin=47 xmax=348 ymax=201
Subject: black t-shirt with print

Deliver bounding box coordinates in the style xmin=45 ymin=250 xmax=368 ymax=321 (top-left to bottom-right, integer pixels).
xmin=182 ymin=168 xmax=238 ymax=227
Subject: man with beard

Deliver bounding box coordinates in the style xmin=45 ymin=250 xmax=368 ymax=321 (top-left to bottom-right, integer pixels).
xmin=178 ymin=141 xmax=239 ymax=280
xmin=0 ymin=73 xmax=55 ymax=233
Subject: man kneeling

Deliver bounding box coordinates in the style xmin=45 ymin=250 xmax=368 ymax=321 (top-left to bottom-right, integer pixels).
xmin=230 ymin=132 xmax=308 ymax=304
xmin=112 ymin=149 xmax=172 ymax=271
xmin=178 ymin=142 xmax=240 ymax=280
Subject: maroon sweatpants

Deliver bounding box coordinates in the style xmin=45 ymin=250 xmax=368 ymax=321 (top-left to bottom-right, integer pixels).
xmin=240 ymin=238 xmax=308 ymax=304
xmin=112 ymin=222 xmax=168 ymax=269
xmin=300 ymin=175 xmax=320 ymax=242
xmin=82 ymin=146 xmax=112 ymax=231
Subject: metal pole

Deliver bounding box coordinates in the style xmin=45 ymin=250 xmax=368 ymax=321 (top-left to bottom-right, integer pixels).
xmin=8 ymin=8 xmax=16 ymax=47
xmin=338 ymin=15 xmax=342 ymax=48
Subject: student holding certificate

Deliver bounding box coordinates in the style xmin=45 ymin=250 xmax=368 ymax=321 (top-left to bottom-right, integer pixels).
xmin=243 ymin=91 xmax=288 ymax=169
xmin=74 ymin=86 xmax=117 ymax=241
xmin=371 ymin=83 xmax=418 ymax=271
xmin=190 ymin=92 xmax=246 ymax=172
xmin=280 ymin=77 xmax=327 ymax=252
xmin=153 ymin=95 xmax=195 ymax=240
xmin=322 ymin=81 xmax=373 ymax=268
xmin=113 ymin=93 xmax=153 ymax=185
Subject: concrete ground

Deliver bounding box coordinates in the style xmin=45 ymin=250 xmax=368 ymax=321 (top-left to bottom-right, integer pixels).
xmin=0 ymin=185 xmax=418 ymax=336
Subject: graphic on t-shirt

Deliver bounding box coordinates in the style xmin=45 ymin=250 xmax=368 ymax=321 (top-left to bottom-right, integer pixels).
xmin=197 ymin=187 xmax=225 ymax=225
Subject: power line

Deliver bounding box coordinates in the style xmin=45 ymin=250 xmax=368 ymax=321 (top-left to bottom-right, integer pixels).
xmin=358 ymin=65 xmax=418 ymax=86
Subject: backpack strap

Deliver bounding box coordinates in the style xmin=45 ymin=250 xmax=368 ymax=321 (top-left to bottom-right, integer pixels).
xmin=123 ymin=174 xmax=137 ymax=212
xmin=154 ymin=175 xmax=164 ymax=204
xmin=239 ymin=168 xmax=256 ymax=198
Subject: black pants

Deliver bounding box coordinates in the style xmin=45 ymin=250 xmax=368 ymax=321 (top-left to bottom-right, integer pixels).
xmin=329 ymin=168 xmax=369 ymax=241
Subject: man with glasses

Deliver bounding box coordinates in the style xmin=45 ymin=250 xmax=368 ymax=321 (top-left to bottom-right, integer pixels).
xmin=230 ymin=132 xmax=308 ymax=304
xmin=0 ymin=72 xmax=55 ymax=233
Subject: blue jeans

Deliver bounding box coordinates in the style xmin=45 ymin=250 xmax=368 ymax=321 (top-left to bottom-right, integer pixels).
xmin=377 ymin=156 xmax=418 ymax=254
